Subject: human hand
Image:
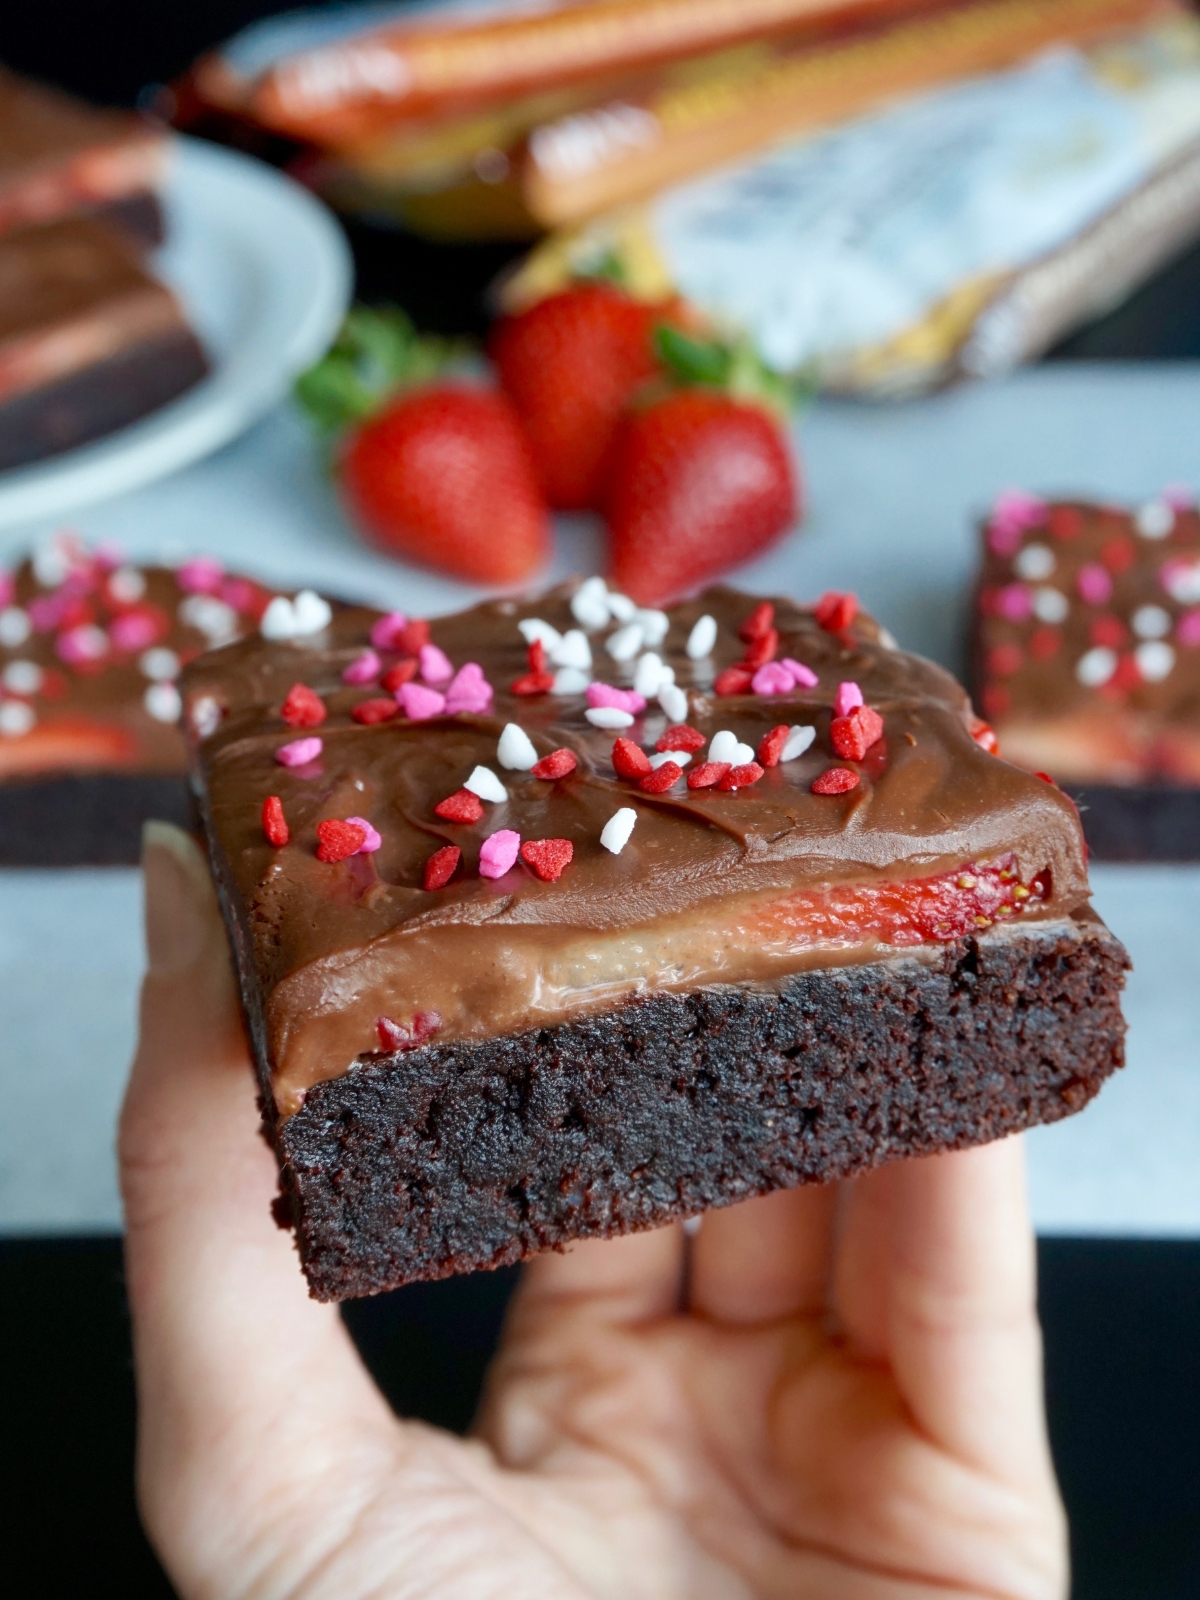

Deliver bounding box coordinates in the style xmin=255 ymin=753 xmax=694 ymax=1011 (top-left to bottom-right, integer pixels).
xmin=119 ymin=822 xmax=1067 ymax=1599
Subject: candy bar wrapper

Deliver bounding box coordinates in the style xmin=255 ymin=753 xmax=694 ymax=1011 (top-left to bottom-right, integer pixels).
xmin=502 ymin=17 xmax=1200 ymax=397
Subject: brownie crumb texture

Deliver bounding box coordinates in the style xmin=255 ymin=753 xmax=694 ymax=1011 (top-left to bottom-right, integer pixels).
xmin=275 ymin=915 xmax=1128 ymax=1301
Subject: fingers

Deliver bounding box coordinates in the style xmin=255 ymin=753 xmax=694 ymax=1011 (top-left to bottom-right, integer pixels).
xmin=517 ymin=1222 xmax=685 ymax=1326
xmin=689 ymin=1183 xmax=836 ymax=1324
xmin=834 ymin=1139 xmax=1056 ymax=1486
xmin=120 ymin=825 xmax=396 ymax=1585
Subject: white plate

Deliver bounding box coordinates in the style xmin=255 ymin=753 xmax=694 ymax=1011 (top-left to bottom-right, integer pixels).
xmin=0 ymin=136 xmax=353 ymax=529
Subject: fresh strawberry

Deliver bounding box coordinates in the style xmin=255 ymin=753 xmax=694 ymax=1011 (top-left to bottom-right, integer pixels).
xmin=491 ymin=283 xmax=669 ymax=510
xmin=340 ymin=385 xmax=549 ymax=584
xmin=297 ymin=307 xmax=550 ymax=585
xmin=605 ymin=327 xmax=802 ymax=606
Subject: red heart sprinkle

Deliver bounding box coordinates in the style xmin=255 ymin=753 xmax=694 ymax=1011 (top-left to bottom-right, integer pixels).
xmin=434 ymin=788 xmax=484 ymax=823
xmin=640 ymin=760 xmax=682 ymax=792
xmin=714 ymin=666 xmax=754 ymax=696
xmin=739 ymin=602 xmax=775 ymax=642
xmin=397 ymin=619 xmax=430 ymax=655
xmin=757 ymin=725 xmax=790 ymax=767
xmin=316 ymin=818 xmax=367 ymax=862
xmin=528 ymin=638 xmax=547 ymax=673
xmin=352 ymin=697 xmax=399 ymax=724
xmin=380 ymin=659 xmax=418 ymax=693
xmin=423 ymin=844 xmax=461 ymax=889
xmin=687 ymin=761 xmax=731 ymax=789
xmin=970 ymin=718 xmax=999 ymax=754
xmin=520 ymin=837 xmax=574 ymax=881
xmin=512 ymin=671 xmax=555 ymax=695
xmin=815 ymin=592 xmax=858 ymax=633
xmin=281 ymin=682 xmax=326 ymax=728
xmin=718 ymin=761 xmax=764 ymax=791
xmin=612 ymin=736 xmax=651 ymax=778
xmin=656 ymin=723 xmax=706 ymax=753
xmin=812 ymin=767 xmax=860 ymax=795
xmin=830 ymin=704 xmax=884 ymax=761
xmin=262 ymin=795 xmax=288 ymax=847
xmin=740 ymin=628 xmax=779 ymax=670
xmin=377 ymin=1010 xmax=442 ymax=1051
xmin=531 ymin=747 xmax=577 ymax=780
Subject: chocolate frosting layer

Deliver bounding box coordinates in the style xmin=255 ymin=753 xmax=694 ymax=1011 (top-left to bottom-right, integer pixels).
xmin=185 ymin=583 xmax=1091 ymax=1114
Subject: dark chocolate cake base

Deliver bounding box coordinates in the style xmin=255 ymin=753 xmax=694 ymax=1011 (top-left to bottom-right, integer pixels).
xmin=0 ymin=327 xmax=208 ymax=472
xmin=265 ymin=912 xmax=1128 ymax=1302
xmin=0 ymin=773 xmax=192 ymax=865
xmin=1066 ymin=784 xmax=1200 ymax=862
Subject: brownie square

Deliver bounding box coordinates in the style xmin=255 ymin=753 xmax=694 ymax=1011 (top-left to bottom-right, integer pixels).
xmin=971 ymin=489 xmax=1200 ymax=859
xmin=184 ymin=581 xmax=1128 ymax=1299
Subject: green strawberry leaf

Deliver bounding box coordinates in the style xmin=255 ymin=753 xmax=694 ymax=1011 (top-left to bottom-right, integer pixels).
xmin=294 ymin=305 xmax=465 ymax=436
xmin=654 ymin=324 xmax=732 ymax=387
xmin=654 ymin=321 xmax=817 ymax=421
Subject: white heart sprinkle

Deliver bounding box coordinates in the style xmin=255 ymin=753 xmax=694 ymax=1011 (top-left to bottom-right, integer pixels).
xmin=1132 ymin=604 xmax=1171 ymax=640
xmin=606 ymin=591 xmax=636 ymax=623
xmin=139 ymin=647 xmax=181 ymax=682
xmin=1014 ymin=543 xmax=1055 ymax=581
xmin=1136 ymin=499 xmax=1174 ymax=539
xmin=260 ymin=590 xmax=331 ymax=641
xmin=32 ymin=541 xmax=71 ymax=587
xmin=180 ymin=594 xmax=238 ymax=644
xmin=497 ymin=723 xmax=539 ymax=770
xmin=1032 ymin=587 xmax=1069 ymax=624
xmin=1076 ymin=647 xmax=1117 ymax=688
xmin=0 ymin=608 xmax=31 ymax=648
xmin=600 ymin=808 xmax=637 ymax=854
xmin=708 ymin=729 xmax=739 ymax=764
xmin=551 ymin=628 xmax=592 ymax=670
xmin=552 ymin=666 xmax=591 ymax=695
xmin=586 ymin=706 xmax=635 ymax=729
xmin=686 ymin=615 xmax=717 ymax=659
xmin=633 ymin=652 xmax=665 ymax=697
xmin=2 ymin=660 xmax=42 ymax=694
xmin=519 ymin=617 xmax=563 ymax=651
xmin=0 ymin=699 xmax=35 ymax=737
xmin=635 ymin=609 xmax=670 ymax=647
xmin=1135 ymin=640 xmax=1175 ymax=682
xmin=606 ymin=622 xmax=644 ymax=661
xmin=144 ymin=682 xmax=182 ymax=723
xmin=570 ymin=578 xmax=610 ymax=631
xmin=733 ymin=740 xmax=755 ymax=765
xmin=260 ymin=596 xmax=298 ymax=640
xmin=659 ymin=684 xmax=688 ymax=723
xmin=464 ymin=765 xmax=508 ymax=803
xmin=877 ymin=627 xmax=898 ymax=650
xmin=292 ymin=589 xmax=332 ymax=635
xmin=650 ymin=749 xmax=692 ymax=768
xmin=1163 ymin=560 xmax=1200 ymax=605
xmin=780 ymin=725 xmax=816 ymax=761
xmin=109 ymin=566 xmax=147 ymax=603
xmin=190 ymin=695 xmax=222 ymax=738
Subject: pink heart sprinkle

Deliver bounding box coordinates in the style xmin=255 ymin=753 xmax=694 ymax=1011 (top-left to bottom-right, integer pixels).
xmin=445 ymin=690 xmax=493 ymax=715
xmin=370 ymin=611 xmax=407 ymax=651
xmin=1163 ymin=483 xmax=1195 ymax=511
xmin=834 ymin=681 xmax=864 ymax=717
xmin=93 ymin=541 xmax=125 ymax=572
xmin=220 ymin=577 xmax=258 ymax=614
xmin=781 ymin=658 xmax=818 ymax=688
xmin=0 ymin=571 xmax=13 ymax=609
xmin=419 ymin=643 xmax=454 ymax=685
xmin=752 ymin=662 xmax=793 ymax=695
xmin=56 ymin=624 xmax=109 ymax=665
xmin=343 ymin=649 xmax=381 ymax=685
xmin=398 ymin=683 xmax=446 ymax=720
xmin=1176 ymin=609 xmax=1200 ymax=646
xmin=995 ymin=583 xmax=1033 ymax=623
xmin=586 ymin=682 xmax=647 ymax=714
xmin=344 ymin=815 xmax=382 ymax=853
xmin=445 ymin=663 xmax=492 ymax=712
xmin=109 ymin=610 xmax=161 ymax=652
xmin=479 ymin=828 xmax=521 ymax=879
xmin=1077 ymin=564 xmax=1112 ymax=606
xmin=276 ymin=736 xmax=323 ymax=767
xmin=28 ymin=593 xmax=69 ymax=631
xmin=176 ymin=557 xmax=224 ymax=595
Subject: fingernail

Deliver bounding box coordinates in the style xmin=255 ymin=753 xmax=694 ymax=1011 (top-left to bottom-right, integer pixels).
xmin=142 ymin=821 xmax=214 ymax=976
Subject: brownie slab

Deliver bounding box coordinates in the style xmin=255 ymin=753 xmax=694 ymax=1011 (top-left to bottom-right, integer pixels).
xmin=972 ymin=489 xmax=1200 ymax=859
xmin=184 ymin=580 xmax=1127 ymax=1300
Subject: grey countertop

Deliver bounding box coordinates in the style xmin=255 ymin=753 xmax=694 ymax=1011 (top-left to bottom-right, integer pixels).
xmin=2 ymin=362 xmax=1197 ymax=1234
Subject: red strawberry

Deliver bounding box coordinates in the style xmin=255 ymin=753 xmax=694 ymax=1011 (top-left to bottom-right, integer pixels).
xmin=491 ymin=284 xmax=668 ymax=510
xmin=606 ymin=390 xmax=798 ymax=605
xmin=340 ymin=385 xmax=550 ymax=584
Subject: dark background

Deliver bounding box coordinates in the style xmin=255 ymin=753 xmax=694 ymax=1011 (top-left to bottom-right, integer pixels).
xmin=2 ymin=4 xmax=1199 ymax=1595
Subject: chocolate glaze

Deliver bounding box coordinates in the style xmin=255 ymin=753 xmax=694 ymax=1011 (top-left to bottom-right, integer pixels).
xmin=973 ymin=494 xmax=1200 ymax=783
xmin=185 ymin=583 xmax=1090 ymax=1117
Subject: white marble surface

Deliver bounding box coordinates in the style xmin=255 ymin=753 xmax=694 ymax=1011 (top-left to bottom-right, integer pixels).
xmin=1 ymin=362 xmax=1198 ymax=1234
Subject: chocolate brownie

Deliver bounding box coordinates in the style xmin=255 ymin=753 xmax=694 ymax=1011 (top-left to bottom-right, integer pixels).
xmin=0 ymin=534 xmax=308 ymax=864
xmin=184 ymin=580 xmax=1127 ymax=1300
xmin=971 ymin=488 xmax=1200 ymax=859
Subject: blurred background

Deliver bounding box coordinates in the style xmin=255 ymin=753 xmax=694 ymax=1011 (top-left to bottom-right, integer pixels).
xmin=0 ymin=3 xmax=1198 ymax=1595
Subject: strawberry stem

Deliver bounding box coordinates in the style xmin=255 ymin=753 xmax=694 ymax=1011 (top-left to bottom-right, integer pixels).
xmin=653 ymin=322 xmax=817 ymax=421
xmin=294 ymin=306 xmax=466 ymax=436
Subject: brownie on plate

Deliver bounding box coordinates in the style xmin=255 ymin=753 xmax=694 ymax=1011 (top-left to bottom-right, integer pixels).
xmin=0 ymin=533 xmax=298 ymax=863
xmin=184 ymin=580 xmax=1128 ymax=1300
xmin=972 ymin=488 xmax=1200 ymax=859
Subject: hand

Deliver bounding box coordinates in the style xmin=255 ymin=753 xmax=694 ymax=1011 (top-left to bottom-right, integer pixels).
xmin=120 ymin=823 xmax=1067 ymax=1599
